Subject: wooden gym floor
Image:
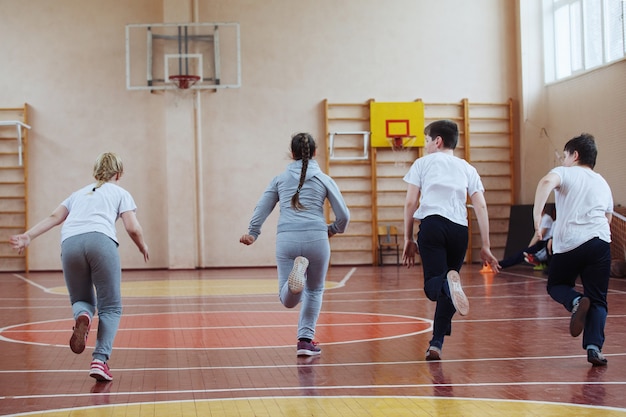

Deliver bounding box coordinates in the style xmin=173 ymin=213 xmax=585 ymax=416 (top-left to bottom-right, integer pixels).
xmin=1 ymin=263 xmax=626 ymax=416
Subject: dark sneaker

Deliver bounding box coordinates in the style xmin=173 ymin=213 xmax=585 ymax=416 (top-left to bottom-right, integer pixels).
xmin=587 ymin=349 xmax=608 ymax=367
xmin=69 ymin=313 xmax=91 ymax=354
xmin=425 ymin=346 xmax=441 ymax=361
xmin=288 ymin=256 xmax=309 ymax=294
xmin=570 ymin=296 xmax=590 ymax=337
xmin=297 ymin=340 xmax=321 ymax=356
xmin=90 ymin=359 xmax=113 ymax=381
xmin=447 ymin=270 xmax=469 ymax=316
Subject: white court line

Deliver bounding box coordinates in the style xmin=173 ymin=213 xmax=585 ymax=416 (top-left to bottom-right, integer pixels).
xmin=0 ymin=320 xmax=424 ymax=333
xmin=6 ymin=268 xmax=360 ymax=295
xmin=22 ymin=306 xmax=622 ymax=333
xmin=333 ymin=266 xmax=357 ymax=288
xmin=2 ymin=351 xmax=625 ymax=376
xmin=2 ymin=377 xmax=626 ymax=401
xmin=10 ymin=273 xmax=52 ymax=294
xmin=8 ymin=268 xmax=626 ymax=299
xmin=0 ymin=309 xmax=433 ymax=350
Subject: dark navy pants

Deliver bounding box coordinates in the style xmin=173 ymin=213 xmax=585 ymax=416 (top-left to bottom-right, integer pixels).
xmin=547 ymin=237 xmax=610 ymax=350
xmin=417 ymin=215 xmax=468 ymax=350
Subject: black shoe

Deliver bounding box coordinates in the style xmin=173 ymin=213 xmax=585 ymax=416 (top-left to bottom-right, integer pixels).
xmin=570 ymin=297 xmax=590 ymax=337
xmin=587 ymin=349 xmax=608 ymax=367
xmin=425 ymin=346 xmax=441 ymax=361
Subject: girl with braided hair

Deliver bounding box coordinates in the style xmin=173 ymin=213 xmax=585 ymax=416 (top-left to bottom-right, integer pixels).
xmin=240 ymin=132 xmax=350 ymax=356
xmin=10 ymin=152 xmax=149 ymax=381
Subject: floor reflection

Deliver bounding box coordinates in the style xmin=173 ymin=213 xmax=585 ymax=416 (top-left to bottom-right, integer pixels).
xmin=428 ymin=361 xmax=453 ymax=397
xmin=297 ymin=356 xmax=321 ymax=396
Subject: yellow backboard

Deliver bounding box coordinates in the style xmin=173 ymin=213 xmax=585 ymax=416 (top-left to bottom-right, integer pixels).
xmin=370 ymin=101 xmax=425 ymax=147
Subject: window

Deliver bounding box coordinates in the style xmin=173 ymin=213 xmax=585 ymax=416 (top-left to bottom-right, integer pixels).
xmin=544 ymin=0 xmax=626 ymax=83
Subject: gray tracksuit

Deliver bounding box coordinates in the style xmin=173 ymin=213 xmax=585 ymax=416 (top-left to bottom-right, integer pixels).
xmin=247 ymin=159 xmax=349 ymax=340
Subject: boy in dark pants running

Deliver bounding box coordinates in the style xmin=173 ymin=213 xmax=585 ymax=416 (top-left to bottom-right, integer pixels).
xmin=533 ymin=133 xmax=613 ymax=366
xmin=402 ymin=120 xmax=501 ymax=361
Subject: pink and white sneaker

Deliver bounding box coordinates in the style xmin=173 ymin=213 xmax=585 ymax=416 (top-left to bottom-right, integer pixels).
xmin=89 ymin=359 xmax=113 ymax=381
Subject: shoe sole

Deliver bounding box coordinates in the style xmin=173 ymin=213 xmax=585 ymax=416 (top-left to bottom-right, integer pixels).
xmin=69 ymin=314 xmax=90 ymax=354
xmin=588 ymin=357 xmax=608 ymax=367
xmin=89 ymin=369 xmax=113 ymax=382
xmin=297 ymin=349 xmax=321 ymax=356
xmin=288 ymin=256 xmax=309 ymax=294
xmin=90 ymin=362 xmax=113 ymax=381
xmin=447 ymin=270 xmax=469 ymax=316
xmin=570 ymin=297 xmax=590 ymax=337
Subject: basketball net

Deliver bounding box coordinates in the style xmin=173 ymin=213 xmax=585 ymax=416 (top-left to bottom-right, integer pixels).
xmin=386 ymin=136 xmax=416 ymax=167
xmin=166 ymin=75 xmax=201 ymax=107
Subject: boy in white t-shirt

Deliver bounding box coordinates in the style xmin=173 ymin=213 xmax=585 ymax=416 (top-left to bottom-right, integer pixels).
xmin=533 ymin=133 xmax=613 ymax=366
xmin=402 ymin=120 xmax=501 ymax=361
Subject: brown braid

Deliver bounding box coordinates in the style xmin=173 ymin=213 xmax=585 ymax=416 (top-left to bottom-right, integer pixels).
xmin=290 ymin=133 xmax=313 ymax=210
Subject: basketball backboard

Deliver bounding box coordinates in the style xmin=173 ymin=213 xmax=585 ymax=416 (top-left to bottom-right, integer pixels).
xmin=125 ymin=22 xmax=241 ymax=91
xmin=370 ymin=101 xmax=425 ymax=147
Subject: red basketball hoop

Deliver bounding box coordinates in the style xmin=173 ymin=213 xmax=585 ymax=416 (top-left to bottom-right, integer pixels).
xmin=387 ymin=136 xmax=415 ymax=151
xmin=169 ymin=74 xmax=201 ymax=89
xmin=391 ymin=137 xmax=404 ymax=150
xmin=386 ymin=135 xmax=417 ymax=167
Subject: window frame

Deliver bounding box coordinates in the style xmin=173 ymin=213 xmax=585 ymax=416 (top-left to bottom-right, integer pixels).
xmin=543 ymin=0 xmax=626 ymax=84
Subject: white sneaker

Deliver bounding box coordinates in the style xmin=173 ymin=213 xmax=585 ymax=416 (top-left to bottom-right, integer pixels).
xmin=288 ymin=256 xmax=309 ymax=294
xmin=447 ymin=270 xmax=469 ymax=316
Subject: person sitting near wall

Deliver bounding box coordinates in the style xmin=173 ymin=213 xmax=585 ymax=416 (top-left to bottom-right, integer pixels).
xmin=499 ymin=204 xmax=556 ymax=270
xmin=524 ymin=236 xmax=554 ymax=271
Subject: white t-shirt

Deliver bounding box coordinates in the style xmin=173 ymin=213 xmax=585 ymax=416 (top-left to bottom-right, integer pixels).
xmin=403 ymin=152 xmax=484 ymax=227
xmin=550 ymin=166 xmax=612 ymax=253
xmin=60 ymin=182 xmax=137 ymax=243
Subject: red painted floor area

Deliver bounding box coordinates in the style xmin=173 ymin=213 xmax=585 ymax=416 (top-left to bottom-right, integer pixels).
xmin=2 ymin=311 xmax=430 ymax=349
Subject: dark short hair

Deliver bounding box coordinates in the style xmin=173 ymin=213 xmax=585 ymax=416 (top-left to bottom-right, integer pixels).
xmin=564 ymin=133 xmax=597 ymax=168
xmin=424 ymin=119 xmax=459 ymax=149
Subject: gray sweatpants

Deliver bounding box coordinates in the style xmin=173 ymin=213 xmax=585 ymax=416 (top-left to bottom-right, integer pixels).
xmin=276 ymin=230 xmax=330 ymax=341
xmin=61 ymin=232 xmax=121 ymax=362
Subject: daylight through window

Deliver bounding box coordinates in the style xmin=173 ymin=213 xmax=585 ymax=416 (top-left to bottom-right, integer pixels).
xmin=544 ymin=0 xmax=626 ymax=82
